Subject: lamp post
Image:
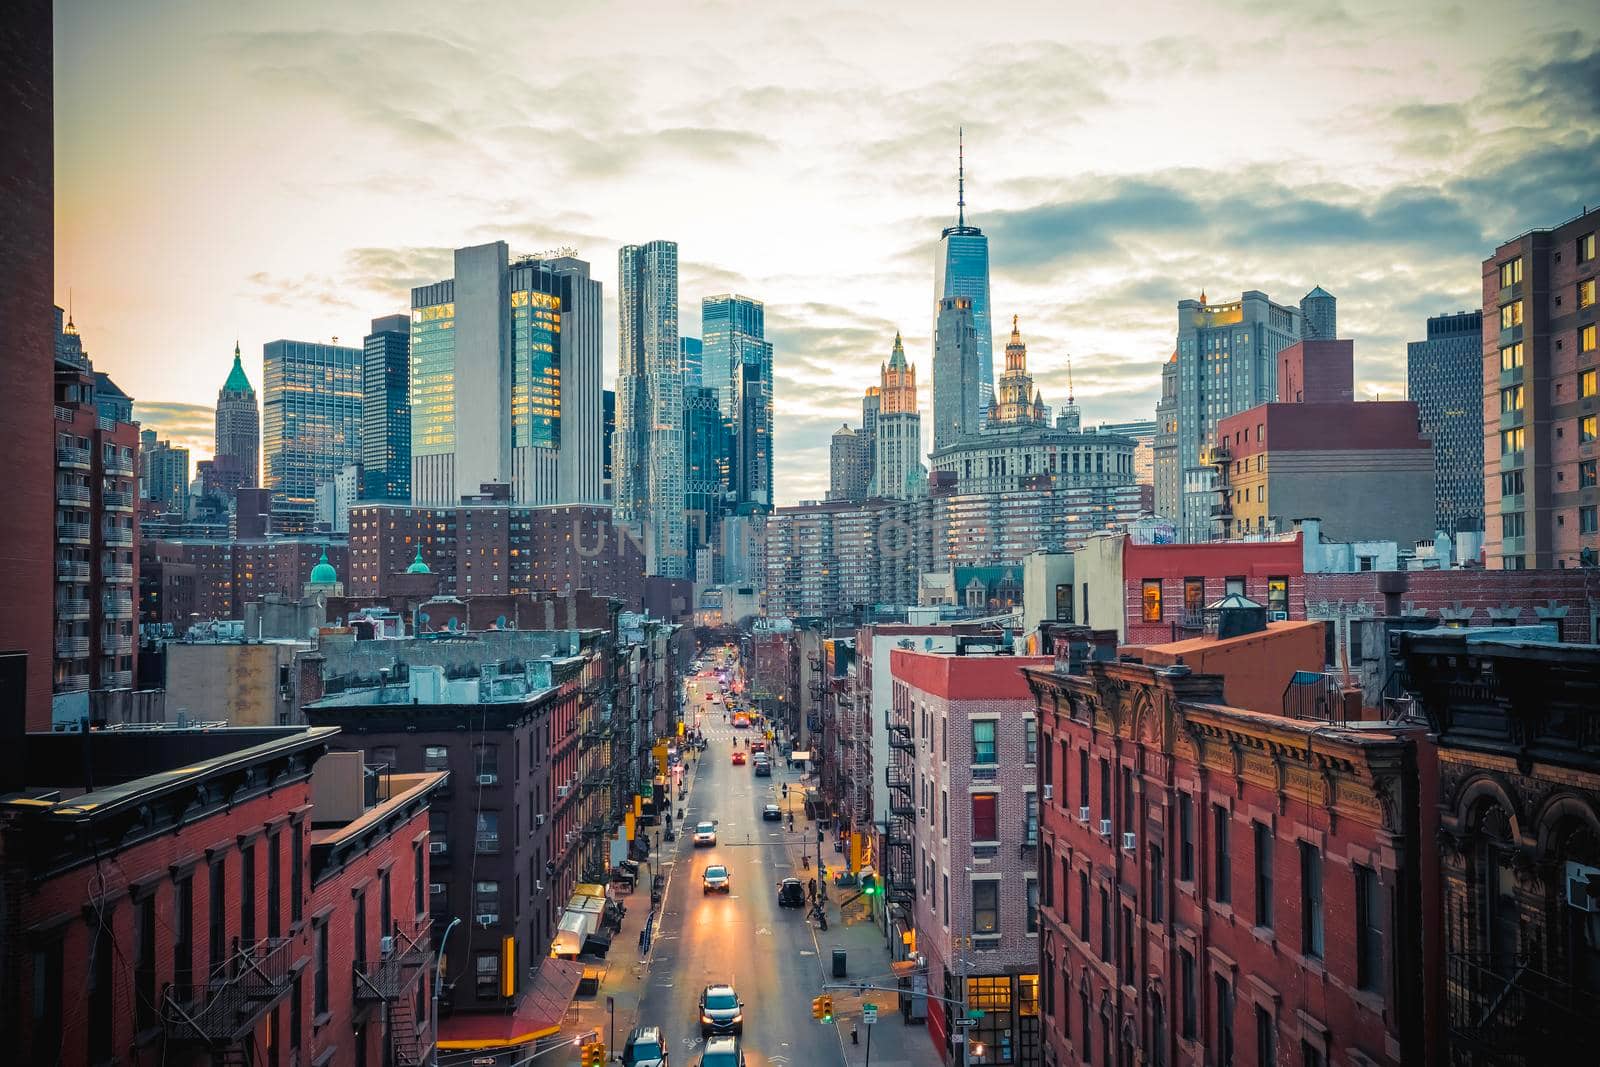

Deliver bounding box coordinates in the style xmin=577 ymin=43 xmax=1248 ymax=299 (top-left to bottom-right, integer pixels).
xmin=432 ymin=916 xmax=461 ymax=1067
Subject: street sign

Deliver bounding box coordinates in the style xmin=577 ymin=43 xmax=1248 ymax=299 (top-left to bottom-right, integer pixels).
xmin=953 ymin=1019 xmax=978 ymax=1030
xmin=968 ymin=1009 xmax=986 ymax=1019
xmin=863 ymin=1004 xmax=878 ymax=1026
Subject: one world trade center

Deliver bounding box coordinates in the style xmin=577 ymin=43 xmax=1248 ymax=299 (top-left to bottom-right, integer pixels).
xmin=934 ymin=130 xmax=993 ymax=422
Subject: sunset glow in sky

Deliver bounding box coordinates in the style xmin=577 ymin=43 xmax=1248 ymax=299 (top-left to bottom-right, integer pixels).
xmin=55 ymin=0 xmax=1597 ymax=503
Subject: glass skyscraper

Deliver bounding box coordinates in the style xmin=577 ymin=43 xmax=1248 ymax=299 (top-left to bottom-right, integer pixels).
xmin=1407 ymin=310 xmax=1485 ymax=533
xmin=618 ymin=240 xmax=687 ymax=577
xmin=262 ymin=339 xmax=363 ymax=532
xmin=701 ymin=294 xmax=765 ymax=413
xmin=935 ymin=139 xmax=993 ymax=419
xmin=362 ymin=314 xmax=411 ymax=501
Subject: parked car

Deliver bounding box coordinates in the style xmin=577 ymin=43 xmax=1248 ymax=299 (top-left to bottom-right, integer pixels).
xmin=762 ymin=803 xmax=782 ymax=822
xmin=777 ymin=878 xmax=805 ymax=908
xmin=753 ymin=757 xmax=771 ymax=777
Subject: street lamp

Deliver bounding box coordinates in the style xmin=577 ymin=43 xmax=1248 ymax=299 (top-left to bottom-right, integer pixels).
xmin=431 ymin=916 xmax=461 ymax=1067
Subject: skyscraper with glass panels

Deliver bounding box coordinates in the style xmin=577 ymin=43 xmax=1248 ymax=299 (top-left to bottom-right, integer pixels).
xmin=1408 ymin=310 xmax=1485 ymax=534
xmin=410 ymin=242 xmax=603 ymax=506
xmin=935 ymin=139 xmax=993 ymax=420
xmin=701 ymin=294 xmax=765 ymax=412
xmin=262 ymin=339 xmax=363 ymax=532
xmin=617 ymin=240 xmax=687 ymax=577
xmin=362 ymin=314 xmax=411 ymax=501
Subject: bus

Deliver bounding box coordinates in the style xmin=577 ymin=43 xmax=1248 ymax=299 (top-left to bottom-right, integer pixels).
xmin=731 ymin=711 xmax=751 ymax=729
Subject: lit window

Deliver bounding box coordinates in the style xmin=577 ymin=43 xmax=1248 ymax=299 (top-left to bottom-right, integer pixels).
xmin=1500 ymin=301 xmax=1523 ymax=329
xmin=1499 ymin=343 xmax=1524 ymax=371
xmin=1500 ymin=385 xmax=1524 ymax=412
xmin=1581 ymin=460 xmax=1598 ymax=489
xmin=1581 ymin=415 xmax=1598 ymax=444
xmin=1501 ymin=427 xmax=1525 ymax=454
xmin=1583 ymin=370 xmax=1597 ymax=399
xmin=1141 ymin=579 xmax=1162 ymax=623
xmin=1584 ymin=325 xmax=1597 ymax=353
xmin=1581 ymin=232 xmax=1597 ymax=263
xmin=1499 ymin=258 xmax=1523 ymax=287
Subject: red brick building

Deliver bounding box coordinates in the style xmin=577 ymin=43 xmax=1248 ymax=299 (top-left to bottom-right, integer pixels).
xmin=887 ymin=646 xmax=1052 ymax=1066
xmin=144 ymin=537 xmax=349 ymax=622
xmin=1026 ymin=615 xmax=1437 ymax=1067
xmin=0 ymin=708 xmax=445 ymax=1067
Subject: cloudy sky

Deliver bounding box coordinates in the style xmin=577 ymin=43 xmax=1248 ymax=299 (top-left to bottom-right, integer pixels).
xmin=56 ymin=0 xmax=1596 ymax=504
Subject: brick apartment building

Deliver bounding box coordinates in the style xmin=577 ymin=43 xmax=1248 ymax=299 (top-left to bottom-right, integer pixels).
xmin=0 ymin=688 xmax=445 ymax=1067
xmin=143 ymin=537 xmax=349 ymax=623
xmin=302 ymin=638 xmax=608 ymax=1052
xmin=1481 ymin=206 xmax=1600 ymax=569
xmin=1026 ymin=611 xmax=1437 ymax=1067
xmin=887 ymin=644 xmax=1052 ymax=1066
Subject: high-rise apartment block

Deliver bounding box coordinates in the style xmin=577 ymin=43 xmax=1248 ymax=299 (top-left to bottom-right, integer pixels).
xmin=936 ymin=137 xmax=994 ymax=417
xmin=1153 ymin=289 xmax=1307 ymax=540
xmin=361 ymin=313 xmax=411 ymax=501
xmin=680 ymin=335 xmax=704 ymax=390
xmin=684 ymin=384 xmax=732 ymax=580
xmin=1408 ymin=310 xmax=1486 ymax=533
xmin=53 ymin=314 xmax=140 ymax=697
xmin=602 ymin=387 xmax=615 ymax=501
xmin=262 ymin=338 xmax=362 ymax=532
xmin=933 ymin=294 xmax=983 ymax=449
xmin=1482 ymin=207 xmax=1599 ymax=569
xmin=700 ymin=294 xmax=764 ymax=409
xmin=701 ymin=294 xmax=773 ymax=514
xmin=617 ymin=240 xmax=687 ymax=577
xmin=141 ymin=428 xmax=190 ymax=516
xmin=411 ymin=244 xmax=604 ymax=508
xmin=828 ymin=424 xmax=869 ymax=502
xmin=869 ymin=333 xmax=924 ymax=500
xmin=209 ymin=341 xmax=260 ymax=498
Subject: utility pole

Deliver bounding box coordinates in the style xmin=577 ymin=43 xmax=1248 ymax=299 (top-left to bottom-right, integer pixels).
xmin=956 ymin=933 xmax=970 ymax=1067
xmin=432 ymin=917 xmax=462 ymax=1067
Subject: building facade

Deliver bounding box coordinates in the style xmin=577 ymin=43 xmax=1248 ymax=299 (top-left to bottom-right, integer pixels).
xmin=828 ymin=424 xmax=870 ymax=502
xmin=212 ymin=340 xmax=261 ymax=498
xmin=871 ymin=333 xmax=925 ymax=500
xmin=936 ymin=140 xmax=994 ymax=417
xmin=1159 ymin=290 xmax=1304 ymax=541
xmin=933 ymin=294 xmax=984 ymax=450
xmin=141 ymin=428 xmax=190 ymax=517
xmin=263 ymin=338 xmax=362 ymax=532
xmin=685 ymin=384 xmax=733 ymax=580
xmin=616 ymin=240 xmax=687 ymax=576
xmin=700 ymin=294 xmax=764 ymax=411
xmin=363 ymin=312 xmax=412 ymax=501
xmin=1481 ymin=207 xmax=1600 ymax=569
xmin=1408 ymin=310 xmax=1485 ymax=534
xmin=1300 ymin=285 xmax=1338 ymax=341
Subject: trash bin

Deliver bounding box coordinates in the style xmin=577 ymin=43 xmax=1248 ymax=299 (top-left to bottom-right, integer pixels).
xmin=832 ymin=948 xmax=847 ymax=978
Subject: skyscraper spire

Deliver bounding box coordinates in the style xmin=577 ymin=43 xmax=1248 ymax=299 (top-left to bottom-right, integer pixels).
xmin=1067 ymin=355 xmax=1075 ymax=404
xmin=957 ymin=127 xmax=966 ymax=229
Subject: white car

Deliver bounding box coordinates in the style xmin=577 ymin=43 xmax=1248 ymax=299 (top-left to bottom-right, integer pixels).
xmin=693 ymin=821 xmax=717 ymax=846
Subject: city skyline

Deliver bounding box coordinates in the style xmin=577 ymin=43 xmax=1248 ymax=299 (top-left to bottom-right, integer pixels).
xmin=54 ymin=0 xmax=1597 ymax=503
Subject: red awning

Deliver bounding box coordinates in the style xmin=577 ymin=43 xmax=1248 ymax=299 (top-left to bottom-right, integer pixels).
xmin=438 ymin=958 xmax=585 ymax=1050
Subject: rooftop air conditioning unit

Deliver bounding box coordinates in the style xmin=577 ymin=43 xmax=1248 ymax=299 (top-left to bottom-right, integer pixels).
xmin=429 ymin=841 xmax=447 ymax=854
xmin=1043 ymin=785 xmax=1053 ymax=802
xmin=476 ymin=914 xmax=497 ymax=927
xmin=477 ymin=773 xmax=496 ymax=786
xmin=1098 ymin=818 xmax=1112 ymax=837
xmin=380 ymin=935 xmax=395 ymax=958
xmin=1078 ymin=806 xmax=1090 ymax=823
xmin=1122 ymin=832 xmax=1136 ymax=852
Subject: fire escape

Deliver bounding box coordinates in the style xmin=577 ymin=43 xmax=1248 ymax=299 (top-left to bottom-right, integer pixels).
xmin=581 ymin=673 xmax=616 ymax=880
xmin=850 ymin=677 xmax=872 ymax=851
xmin=884 ymin=705 xmax=916 ymax=907
xmin=161 ymin=937 xmax=297 ymax=1059
xmin=830 ymin=676 xmax=855 ymax=826
xmin=1206 ymin=438 xmax=1232 ymax=538
xmin=352 ymin=921 xmax=436 ymax=1067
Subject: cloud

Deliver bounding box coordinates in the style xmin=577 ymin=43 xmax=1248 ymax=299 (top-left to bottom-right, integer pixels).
xmin=245 ymin=271 xmax=361 ymax=311
xmin=134 ymin=401 xmax=217 ymax=462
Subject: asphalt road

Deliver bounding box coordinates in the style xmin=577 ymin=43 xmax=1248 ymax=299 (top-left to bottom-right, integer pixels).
xmin=635 ymin=674 xmax=840 ymax=1067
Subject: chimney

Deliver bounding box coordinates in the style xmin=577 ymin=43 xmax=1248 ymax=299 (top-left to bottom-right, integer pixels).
xmin=1378 ymin=571 xmax=1409 ymax=616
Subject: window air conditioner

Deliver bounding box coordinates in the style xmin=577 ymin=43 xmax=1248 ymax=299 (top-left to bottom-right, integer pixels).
xmin=429 ymin=883 xmax=446 ymax=895
xmin=1122 ymin=832 xmax=1136 ymax=852
xmin=1043 ymin=785 xmax=1053 ymax=801
xmin=1566 ymin=862 xmax=1600 ymax=912
xmin=380 ymin=935 xmax=395 ymax=958
xmin=536 ymin=813 xmax=547 ymax=826
xmin=1078 ymin=806 xmax=1090 ymax=823
xmin=1098 ymin=818 xmax=1112 ymax=837
xmin=477 ymin=773 xmax=497 ymax=786
xmin=1269 ymin=611 xmax=1289 ymax=622
xmin=476 ymin=914 xmax=497 ymax=926
xmin=557 ymin=785 xmax=570 ymax=799
xmin=429 ymin=841 xmax=447 ymax=854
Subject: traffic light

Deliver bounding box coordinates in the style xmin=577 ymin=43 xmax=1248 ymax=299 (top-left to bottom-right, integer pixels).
xmin=811 ymin=994 xmax=834 ymax=1022
xmin=861 ymin=872 xmax=878 ymax=896
xmin=582 ymin=1041 xmax=607 ymax=1067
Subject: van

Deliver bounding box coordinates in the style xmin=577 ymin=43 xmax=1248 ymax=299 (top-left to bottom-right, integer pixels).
xmin=550 ymin=909 xmax=598 ymax=958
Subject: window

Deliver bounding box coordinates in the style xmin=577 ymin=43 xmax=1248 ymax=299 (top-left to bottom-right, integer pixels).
xmin=135 ymin=894 xmax=157 ymax=1031
xmin=1501 ymin=470 xmax=1525 ymax=497
xmin=1099 ymin=758 xmax=1111 ymax=823
xmin=1180 ymin=948 xmax=1196 ymax=1039
xmin=971 ymin=720 xmax=997 ymax=764
xmin=1301 ymin=1040 xmax=1325 ymax=1067
xmin=1026 ymin=878 xmax=1039 ymax=934
xmin=477 ymin=811 xmax=500 ymax=853
xmin=173 ymin=873 xmax=194 ymax=998
xmin=1356 ymin=865 xmax=1383 ymax=992
xmin=423 ymin=745 xmax=449 ymax=771
xmin=1503 ymin=511 xmax=1525 ymax=538
xmin=1024 ymin=718 xmax=1037 ymax=765
xmin=1582 ymin=415 xmax=1598 ymax=443
xmin=1500 ymin=385 xmax=1524 ymax=412
xmin=314 ymin=921 xmax=330 ymax=1016
xmin=354 ymin=889 xmax=367 ymax=968
xmin=1151 ymin=995 xmax=1167 ymax=1067
xmin=1254 ymin=823 xmax=1274 ymax=929
xmin=1256 ymin=1006 xmax=1277 ymax=1067
xmin=1183 ymin=578 xmax=1205 ymax=620
xmin=1098 ymin=887 xmax=1112 ymax=963
xmin=89 ymin=919 xmax=113 ymax=1063
xmin=1025 ymin=791 xmax=1039 ymax=846
xmin=1501 ymin=427 xmax=1525 ymax=455
xmin=1499 ymin=257 xmax=1523 ymax=287
xmin=1581 ymin=506 xmax=1598 ymax=534
xmin=474 ymin=743 xmax=498 ymax=783
xmin=291 ymin=823 xmax=304 ymax=922
xmin=1581 ymin=232 xmax=1597 ymax=263
xmin=1141 ymin=579 xmax=1162 ymax=622
xmin=1582 ymin=460 xmax=1598 ymax=489
xmin=1081 ymin=986 xmax=1093 ymax=1061
xmin=1121 ymin=905 xmax=1135 ymax=983
xmin=371 ymin=744 xmax=397 ymax=769
xmin=209 ymin=857 xmax=227 ymax=972
xmin=267 ymin=833 xmax=282 ymax=938
xmin=1583 ymin=324 xmax=1597 ymax=353
xmin=1216 ymin=975 xmax=1235 ymax=1066
xmin=475 ymin=880 xmax=501 ymax=924
xmin=971 ymin=793 xmax=998 ymax=841
xmin=1225 ymin=576 xmax=1245 ymax=597
xmin=972 ymin=880 xmax=999 ymax=935
xmin=1499 ymin=300 xmax=1523 ymax=329
xmin=240 ymin=842 xmax=257 ymax=946
xmin=1179 ymin=794 xmax=1195 ymax=881
xmin=476 ymin=953 xmax=501 ymax=998
xmin=1078 ymin=748 xmax=1089 ymax=808
xmin=1500 ymin=343 xmax=1524 ymax=370
xmin=1301 ymin=842 xmax=1324 ymax=958
xmin=1213 ymin=805 xmax=1231 ymax=904
xmin=1581 ymin=278 xmax=1596 ymax=309
xmin=1150 ymin=844 xmax=1165 ymax=923
xmin=1079 ymin=871 xmax=1090 ymax=940
xmin=1266 ymin=577 xmax=1287 ymax=616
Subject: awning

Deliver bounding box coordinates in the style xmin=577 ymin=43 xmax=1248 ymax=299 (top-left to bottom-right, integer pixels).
xmin=790 ymin=750 xmax=811 ymax=761
xmin=438 ymin=958 xmax=585 ymax=1050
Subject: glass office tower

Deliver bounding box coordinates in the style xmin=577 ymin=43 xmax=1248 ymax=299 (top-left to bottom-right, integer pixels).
xmin=935 ymin=137 xmax=994 ymax=420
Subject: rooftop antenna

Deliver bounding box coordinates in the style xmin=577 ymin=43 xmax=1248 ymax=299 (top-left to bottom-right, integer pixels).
xmin=1067 ymin=355 xmax=1075 ymax=405
xmin=957 ymin=127 xmax=966 ymax=228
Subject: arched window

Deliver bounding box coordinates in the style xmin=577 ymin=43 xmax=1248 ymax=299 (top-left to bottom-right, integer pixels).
xmin=1470 ymin=801 xmax=1519 ymax=970
xmin=1550 ymin=818 xmax=1600 ymax=996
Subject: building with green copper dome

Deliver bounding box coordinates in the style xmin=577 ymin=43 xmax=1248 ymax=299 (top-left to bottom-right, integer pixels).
xmin=304 ymin=549 xmax=343 ymax=597
xmin=406 ymin=547 xmax=431 ymax=574
xmin=211 ymin=340 xmax=260 ymax=496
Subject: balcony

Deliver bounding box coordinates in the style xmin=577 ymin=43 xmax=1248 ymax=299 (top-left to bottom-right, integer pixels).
xmin=103 ymin=595 xmax=134 ymax=620
xmin=57 ymin=672 xmax=90 ymax=691
xmin=103 ymin=634 xmax=134 ymax=655
xmin=56 ymin=560 xmax=90 ymax=582
xmin=57 ymin=598 xmax=91 ymax=620
xmin=887 ymin=723 xmax=913 ymax=752
xmin=1209 ymin=503 xmax=1233 ymax=518
xmin=164 ymin=937 xmax=296 ymax=1046
xmin=55 ymin=635 xmax=89 ymax=657
xmin=1446 ymin=952 xmax=1600 ymax=1065
xmin=105 ymin=563 xmax=134 ymax=585
xmin=103 ymin=527 xmax=134 ymax=547
xmin=105 ymin=669 xmax=133 ymax=687
xmin=106 ymin=456 xmax=135 ymax=477
xmin=353 ymin=922 xmax=433 ymax=1003
xmin=56 ymin=521 xmax=91 ymax=545
xmin=56 ymin=445 xmax=91 ymax=469
xmin=56 ymin=483 xmax=90 ymax=505
xmin=1205 ymin=440 xmax=1231 ymax=464
xmin=103 ymin=489 xmax=134 ymax=512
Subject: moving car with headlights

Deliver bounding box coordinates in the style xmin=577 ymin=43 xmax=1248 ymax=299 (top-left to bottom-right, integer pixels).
xmin=753 ymin=755 xmax=771 ymax=777
xmin=777 ymin=877 xmax=806 ymax=908
xmin=762 ymin=803 xmax=782 ymax=822
xmin=702 ymin=864 xmax=731 ymax=893
xmin=693 ymin=821 xmax=717 ymax=846
xmin=697 ymin=1036 xmax=743 ymax=1067
xmin=622 ymin=1026 xmax=668 ymax=1067
xmin=698 ymin=984 xmax=744 ymax=1034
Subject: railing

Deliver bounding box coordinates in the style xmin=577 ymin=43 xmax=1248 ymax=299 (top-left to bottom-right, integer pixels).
xmin=57 ymin=671 xmax=91 ymax=691
xmin=102 ymin=527 xmax=134 ymax=546
xmin=56 ymin=521 xmax=91 ymax=544
xmin=163 ymin=937 xmax=296 ymax=1045
xmin=104 ymin=563 xmax=134 ymax=584
xmin=57 ymin=445 xmax=91 ymax=469
xmin=56 ymin=599 xmax=91 ymax=619
xmin=56 ymin=561 xmax=90 ymax=582
xmin=56 ymin=483 xmax=90 ymax=505
xmin=102 ymin=489 xmax=134 ymax=511
xmin=103 ymin=634 xmax=134 ymax=654
xmin=102 ymin=595 xmax=135 ymax=619
xmin=55 ymin=635 xmax=89 ymax=656
xmin=105 ymin=669 xmax=133 ymax=688
xmin=107 ymin=456 xmax=135 ymax=476
xmin=1209 ymin=503 xmax=1232 ymax=517
xmin=353 ymin=922 xmax=433 ymax=1003
xmin=1178 ymin=610 xmax=1205 ymax=631
xmin=1446 ymin=952 xmax=1600 ymax=1064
